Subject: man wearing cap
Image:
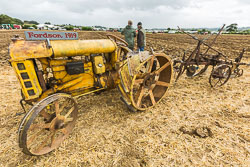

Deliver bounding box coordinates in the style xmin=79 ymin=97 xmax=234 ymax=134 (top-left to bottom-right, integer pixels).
xmin=137 ymin=22 xmax=146 ymax=51
xmin=121 ymin=20 xmax=136 ymax=51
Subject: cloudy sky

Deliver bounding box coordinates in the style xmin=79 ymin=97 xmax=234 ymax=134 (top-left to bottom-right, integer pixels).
xmin=0 ymin=0 xmax=249 ymax=28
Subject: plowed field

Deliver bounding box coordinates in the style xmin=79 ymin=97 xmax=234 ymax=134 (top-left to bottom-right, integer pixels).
xmin=0 ymin=30 xmax=249 ymax=166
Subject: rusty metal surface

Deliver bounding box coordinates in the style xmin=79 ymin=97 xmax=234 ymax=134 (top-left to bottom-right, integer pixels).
xmin=9 ymin=40 xmax=53 ymax=61
xmin=51 ymin=39 xmax=117 ymax=58
xmin=174 ymin=25 xmax=249 ymax=87
xmin=118 ymin=52 xmax=173 ymax=111
xmin=10 ymin=34 xmax=174 ymax=156
xmin=209 ymin=64 xmax=231 ymax=87
xmin=37 ymin=70 xmax=47 ymax=92
xmin=9 ymin=38 xmax=117 ymax=61
xmin=18 ymin=93 xmax=78 ymax=156
xmin=130 ymin=53 xmax=173 ymax=111
xmin=107 ymin=34 xmax=128 ymax=47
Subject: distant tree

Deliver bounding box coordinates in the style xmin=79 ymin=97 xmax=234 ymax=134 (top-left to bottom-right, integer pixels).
xmin=12 ymin=18 xmax=23 ymax=25
xmin=167 ymin=27 xmax=171 ymax=31
xmin=0 ymin=14 xmax=13 ymax=24
xmin=65 ymin=26 xmax=74 ymax=30
xmin=198 ymin=29 xmax=211 ymax=34
xmin=44 ymin=22 xmax=51 ymax=25
xmin=240 ymin=29 xmax=250 ymax=35
xmin=22 ymin=25 xmax=30 ymax=29
xmin=81 ymin=26 xmax=93 ymax=31
xmin=226 ymin=23 xmax=238 ymax=33
xmin=32 ymin=24 xmax=37 ymax=29
xmin=0 ymin=14 xmax=23 ymax=25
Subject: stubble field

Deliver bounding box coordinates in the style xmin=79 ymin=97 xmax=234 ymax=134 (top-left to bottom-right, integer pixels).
xmin=0 ymin=30 xmax=249 ymax=166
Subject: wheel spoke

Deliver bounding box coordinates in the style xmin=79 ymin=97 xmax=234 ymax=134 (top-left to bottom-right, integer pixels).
xmin=65 ymin=118 xmax=74 ymax=123
xmin=155 ymin=62 xmax=170 ymax=75
xmin=155 ymin=81 xmax=170 ymax=87
xmin=135 ymin=85 xmax=143 ymax=100
xmin=136 ymin=87 xmax=145 ymax=107
xmin=29 ymin=123 xmax=51 ymax=131
xmin=61 ymin=128 xmax=68 ymax=135
xmin=34 ymin=132 xmax=54 ymax=153
xmin=59 ymin=103 xmax=67 ymax=112
xmin=149 ymin=89 xmax=156 ymax=105
xmin=54 ymin=101 xmax=60 ymax=116
xmin=50 ymin=132 xmax=56 ymax=147
xmin=27 ymin=129 xmax=44 ymax=146
xmin=214 ymin=79 xmax=220 ymax=87
xmin=64 ymin=107 xmax=74 ymax=119
xmin=134 ymin=79 xmax=144 ymax=85
xmin=147 ymin=56 xmax=155 ymax=73
xmin=39 ymin=110 xmax=51 ymax=120
xmin=219 ymin=79 xmax=223 ymax=85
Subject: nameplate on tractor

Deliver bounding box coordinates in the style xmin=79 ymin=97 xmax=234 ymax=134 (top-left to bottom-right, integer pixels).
xmin=25 ymin=31 xmax=78 ymax=40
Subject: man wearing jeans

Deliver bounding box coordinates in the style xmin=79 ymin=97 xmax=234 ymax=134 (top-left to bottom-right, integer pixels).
xmin=137 ymin=22 xmax=146 ymax=51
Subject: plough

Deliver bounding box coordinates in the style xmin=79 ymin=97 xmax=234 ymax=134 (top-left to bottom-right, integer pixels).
xmin=174 ymin=25 xmax=249 ymax=87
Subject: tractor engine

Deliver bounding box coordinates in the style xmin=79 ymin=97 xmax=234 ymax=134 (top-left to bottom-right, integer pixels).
xmin=9 ymin=38 xmax=120 ymax=101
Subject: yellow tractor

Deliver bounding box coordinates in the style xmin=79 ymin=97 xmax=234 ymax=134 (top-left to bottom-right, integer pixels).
xmin=9 ymin=33 xmax=173 ymax=155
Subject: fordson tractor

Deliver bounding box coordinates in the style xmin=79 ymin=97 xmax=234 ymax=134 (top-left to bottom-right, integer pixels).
xmin=9 ymin=33 xmax=173 ymax=155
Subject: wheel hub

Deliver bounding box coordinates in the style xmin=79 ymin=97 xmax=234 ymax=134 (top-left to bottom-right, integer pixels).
xmin=143 ymin=74 xmax=156 ymax=89
xmin=186 ymin=66 xmax=197 ymax=77
xmin=54 ymin=119 xmax=65 ymax=130
xmin=50 ymin=117 xmax=65 ymax=130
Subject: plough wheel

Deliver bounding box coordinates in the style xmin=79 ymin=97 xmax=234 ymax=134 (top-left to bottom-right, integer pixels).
xmin=209 ymin=64 xmax=231 ymax=87
xmin=18 ymin=93 xmax=78 ymax=156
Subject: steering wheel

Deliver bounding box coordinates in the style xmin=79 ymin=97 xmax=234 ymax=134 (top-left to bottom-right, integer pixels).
xmin=107 ymin=34 xmax=128 ymax=47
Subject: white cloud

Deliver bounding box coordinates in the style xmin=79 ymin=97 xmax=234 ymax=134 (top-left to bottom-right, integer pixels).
xmin=0 ymin=0 xmax=249 ymax=28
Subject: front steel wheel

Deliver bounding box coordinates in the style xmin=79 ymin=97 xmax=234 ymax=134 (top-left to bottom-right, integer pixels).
xmin=18 ymin=93 xmax=78 ymax=156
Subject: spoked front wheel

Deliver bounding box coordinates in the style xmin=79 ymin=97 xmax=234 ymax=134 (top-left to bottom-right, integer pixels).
xmin=18 ymin=93 xmax=78 ymax=156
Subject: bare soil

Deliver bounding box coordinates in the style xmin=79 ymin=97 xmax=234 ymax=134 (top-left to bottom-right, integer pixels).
xmin=0 ymin=30 xmax=249 ymax=166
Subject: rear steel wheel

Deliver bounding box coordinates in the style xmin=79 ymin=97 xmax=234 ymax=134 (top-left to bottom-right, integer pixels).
xmin=209 ymin=65 xmax=231 ymax=87
xmin=18 ymin=93 xmax=78 ymax=156
xmin=130 ymin=53 xmax=173 ymax=110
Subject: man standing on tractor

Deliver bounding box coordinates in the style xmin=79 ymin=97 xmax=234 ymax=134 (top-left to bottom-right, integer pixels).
xmin=137 ymin=22 xmax=146 ymax=51
xmin=121 ymin=20 xmax=136 ymax=51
